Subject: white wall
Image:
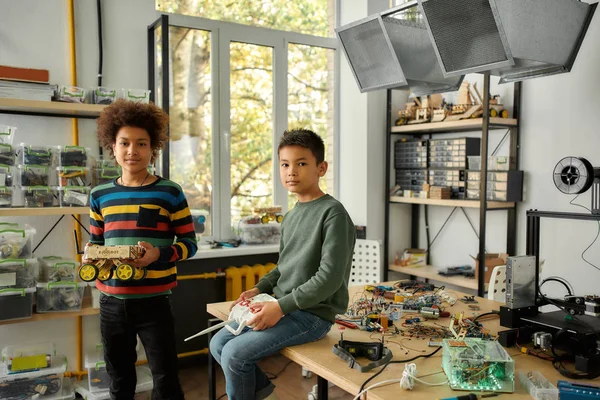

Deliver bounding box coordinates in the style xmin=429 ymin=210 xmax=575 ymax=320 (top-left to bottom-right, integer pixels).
xmin=0 ymin=0 xmax=156 ymax=368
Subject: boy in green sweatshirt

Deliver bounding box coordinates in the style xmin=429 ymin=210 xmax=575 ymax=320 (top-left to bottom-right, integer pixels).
xmin=209 ymin=128 xmax=356 ymax=400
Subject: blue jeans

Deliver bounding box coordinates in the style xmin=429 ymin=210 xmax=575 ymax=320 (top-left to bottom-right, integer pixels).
xmin=209 ymin=310 xmax=333 ymax=400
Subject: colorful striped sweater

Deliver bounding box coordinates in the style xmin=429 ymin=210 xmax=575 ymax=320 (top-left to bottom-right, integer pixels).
xmin=89 ymin=177 xmax=197 ymax=297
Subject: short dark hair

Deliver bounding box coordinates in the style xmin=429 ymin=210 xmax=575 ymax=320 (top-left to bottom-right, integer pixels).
xmin=96 ymin=99 xmax=169 ymax=161
xmin=277 ymin=128 xmax=325 ymax=164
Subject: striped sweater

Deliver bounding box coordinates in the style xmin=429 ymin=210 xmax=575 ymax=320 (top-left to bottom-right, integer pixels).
xmin=89 ymin=177 xmax=197 ymax=297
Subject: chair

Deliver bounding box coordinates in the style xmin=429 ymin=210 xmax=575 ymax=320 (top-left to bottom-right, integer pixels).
xmin=487 ymin=265 xmax=506 ymax=302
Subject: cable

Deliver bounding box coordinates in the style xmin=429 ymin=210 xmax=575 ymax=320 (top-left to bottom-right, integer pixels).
xmin=568 ymin=194 xmax=600 ymax=273
xmin=264 ymin=360 xmax=293 ymax=380
xmin=216 ymin=394 xmax=227 ymax=400
xmin=399 ymin=363 xmax=447 ymax=390
xmin=96 ymin=0 xmax=103 ymax=87
xmin=358 ymin=346 xmax=442 ymax=393
xmin=472 ymin=311 xmax=499 ymax=323
xmin=539 ymin=277 xmax=573 ymax=296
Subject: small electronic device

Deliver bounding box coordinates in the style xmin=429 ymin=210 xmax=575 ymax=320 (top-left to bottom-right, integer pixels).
xmin=505 ymin=256 xmax=536 ymax=309
xmin=332 ymin=334 xmax=393 ymax=372
xmin=442 ymin=338 xmax=515 ymax=393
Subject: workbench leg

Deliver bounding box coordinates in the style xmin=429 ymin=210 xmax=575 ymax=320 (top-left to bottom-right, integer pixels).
xmin=317 ymin=376 xmax=329 ymax=400
xmin=207 ymin=318 xmax=221 ymax=400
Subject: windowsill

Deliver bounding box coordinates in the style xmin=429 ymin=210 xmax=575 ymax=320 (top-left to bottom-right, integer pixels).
xmin=187 ymin=244 xmax=279 ymax=260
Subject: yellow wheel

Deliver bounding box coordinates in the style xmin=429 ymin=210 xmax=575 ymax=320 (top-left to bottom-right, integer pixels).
xmin=261 ymin=215 xmax=270 ymax=224
xmin=79 ymin=264 xmax=98 ymax=282
xmin=395 ymin=117 xmax=406 ymax=126
xmin=489 ymin=108 xmax=498 ymax=118
xmin=97 ymin=267 xmax=113 ymax=281
xmin=133 ymin=267 xmax=147 ymax=281
xmin=500 ymin=109 xmax=509 ymax=118
xmin=115 ymin=264 xmax=134 ymax=281
xmin=276 ymin=215 xmax=283 ymax=223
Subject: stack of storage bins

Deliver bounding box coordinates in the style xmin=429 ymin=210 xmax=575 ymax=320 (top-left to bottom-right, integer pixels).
xmin=0 ymin=343 xmax=74 ymax=400
xmin=36 ymin=256 xmax=86 ymax=313
xmin=55 ymin=146 xmax=91 ymax=207
xmin=0 ymin=125 xmax=16 ymax=208
xmin=0 ymin=224 xmax=38 ymax=322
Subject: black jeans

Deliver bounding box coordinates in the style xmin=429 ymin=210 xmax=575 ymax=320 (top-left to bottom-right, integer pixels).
xmin=99 ymin=293 xmax=184 ymax=400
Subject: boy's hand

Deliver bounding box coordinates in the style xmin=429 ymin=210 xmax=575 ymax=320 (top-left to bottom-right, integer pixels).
xmin=130 ymin=241 xmax=160 ymax=268
xmin=247 ymin=301 xmax=284 ymax=331
xmin=230 ymin=287 xmax=260 ymax=310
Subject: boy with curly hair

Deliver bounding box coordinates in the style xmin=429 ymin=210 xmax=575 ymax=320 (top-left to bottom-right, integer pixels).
xmin=89 ymin=99 xmax=197 ymax=399
xmin=209 ymin=128 xmax=355 ymax=400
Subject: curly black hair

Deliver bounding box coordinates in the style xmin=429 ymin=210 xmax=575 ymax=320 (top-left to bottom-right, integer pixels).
xmin=96 ymin=99 xmax=169 ymax=161
xmin=277 ymin=128 xmax=325 ymax=164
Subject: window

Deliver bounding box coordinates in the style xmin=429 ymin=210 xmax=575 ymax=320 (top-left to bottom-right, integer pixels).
xmin=157 ymin=0 xmax=335 ymax=37
xmin=154 ymin=2 xmax=338 ymax=240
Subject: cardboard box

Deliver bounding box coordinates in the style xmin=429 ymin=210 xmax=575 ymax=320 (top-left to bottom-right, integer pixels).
xmin=400 ymin=248 xmax=427 ymax=267
xmin=471 ymin=253 xmax=508 ymax=282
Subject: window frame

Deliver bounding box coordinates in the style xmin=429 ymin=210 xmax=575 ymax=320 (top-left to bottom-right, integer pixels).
xmin=154 ymin=11 xmax=340 ymax=240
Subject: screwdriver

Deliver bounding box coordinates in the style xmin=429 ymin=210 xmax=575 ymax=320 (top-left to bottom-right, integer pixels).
xmin=437 ymin=393 xmax=499 ymax=400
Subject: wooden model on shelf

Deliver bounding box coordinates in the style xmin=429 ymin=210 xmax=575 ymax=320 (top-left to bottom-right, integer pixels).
xmin=252 ymin=206 xmax=283 ymax=224
xmin=395 ymin=100 xmax=418 ymax=126
xmin=445 ymin=81 xmax=483 ymax=122
xmin=489 ymin=95 xmax=509 ymax=118
xmin=78 ymin=244 xmax=146 ymax=282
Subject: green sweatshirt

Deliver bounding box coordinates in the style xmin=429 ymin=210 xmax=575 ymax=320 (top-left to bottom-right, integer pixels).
xmin=255 ymin=194 xmax=356 ymax=322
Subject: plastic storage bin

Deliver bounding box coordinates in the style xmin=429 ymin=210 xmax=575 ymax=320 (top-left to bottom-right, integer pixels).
xmin=0 ymin=226 xmax=36 ymax=259
xmin=45 ymin=376 xmax=75 ymax=400
xmin=0 ymin=355 xmax=67 ymax=399
xmin=121 ymin=89 xmax=151 ymax=104
xmin=17 ymin=186 xmax=58 ymax=208
xmin=57 ymin=166 xmax=90 ymax=186
xmin=93 ymin=166 xmax=120 ymax=186
xmin=85 ymin=346 xmax=110 ymax=393
xmin=0 ymin=164 xmax=14 ymax=186
xmin=59 ymin=146 xmax=89 ymax=167
xmin=238 ymin=218 xmax=281 ymax=244
xmin=468 ymin=156 xmax=481 ymax=170
xmin=18 ymin=164 xmax=50 ymax=186
xmin=0 ymin=125 xmax=16 ymax=145
xmin=35 ymin=281 xmax=86 ymax=313
xmin=39 ymin=257 xmax=78 ymax=283
xmin=0 ymin=287 xmax=35 ymax=322
xmin=17 ymin=143 xmax=55 ymax=166
xmin=518 ymin=371 xmax=558 ymax=400
xmin=1 ymin=342 xmax=56 ymax=373
xmin=74 ymin=365 xmax=153 ymax=400
xmin=0 ymin=144 xmax=15 ymax=166
xmin=91 ymin=87 xmax=118 ymax=105
xmin=0 ymin=258 xmax=37 ymax=288
xmin=55 ymin=85 xmax=87 ymax=103
xmin=58 ymin=186 xmax=90 ymax=207
xmin=0 ymin=186 xmax=14 ymax=208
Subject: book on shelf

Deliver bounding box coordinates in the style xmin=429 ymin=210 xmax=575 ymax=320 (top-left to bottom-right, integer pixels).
xmin=0 ymin=65 xmax=49 ymax=83
xmin=0 ymin=80 xmax=57 ymax=102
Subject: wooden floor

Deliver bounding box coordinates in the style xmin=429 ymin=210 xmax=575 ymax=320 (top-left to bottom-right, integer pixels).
xmin=179 ymin=354 xmax=355 ymax=399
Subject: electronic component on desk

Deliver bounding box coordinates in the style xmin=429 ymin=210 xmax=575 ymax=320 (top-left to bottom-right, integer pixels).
xmin=460 ymin=295 xmax=478 ymax=304
xmin=558 ymin=380 xmax=600 ymax=399
xmin=532 ymin=332 xmax=552 ymax=351
xmin=332 ymin=334 xmax=393 ymax=372
xmin=506 ymin=255 xmax=536 ymax=309
xmin=428 ymin=341 xmax=443 ymax=347
xmin=420 ymin=306 xmax=440 ymax=319
xmin=584 ymin=295 xmax=600 ymax=317
xmin=442 ymin=338 xmax=515 ymax=393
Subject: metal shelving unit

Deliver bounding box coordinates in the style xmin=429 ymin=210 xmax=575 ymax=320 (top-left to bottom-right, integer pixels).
xmin=384 ymin=77 xmax=522 ymax=296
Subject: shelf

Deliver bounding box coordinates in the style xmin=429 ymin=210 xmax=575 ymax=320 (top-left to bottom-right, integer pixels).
xmin=0 ymin=207 xmax=89 ymax=216
xmin=0 ymin=297 xmax=98 ymax=326
xmin=390 ymin=196 xmax=514 ymax=209
xmin=391 ymin=117 xmax=517 ymax=134
xmin=0 ymin=98 xmax=106 ymax=118
xmin=388 ymin=264 xmax=486 ymax=291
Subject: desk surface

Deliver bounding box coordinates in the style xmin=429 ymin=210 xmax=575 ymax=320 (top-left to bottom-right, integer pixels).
xmin=207 ymin=283 xmax=596 ymax=400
